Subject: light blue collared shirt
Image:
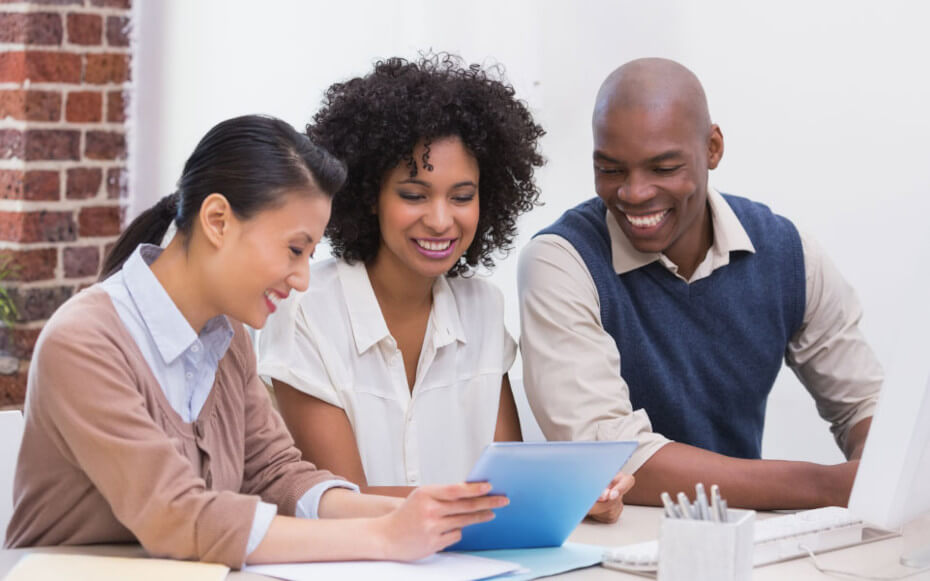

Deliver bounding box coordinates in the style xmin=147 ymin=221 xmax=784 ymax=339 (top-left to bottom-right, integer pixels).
xmin=100 ymin=245 xmax=358 ymax=558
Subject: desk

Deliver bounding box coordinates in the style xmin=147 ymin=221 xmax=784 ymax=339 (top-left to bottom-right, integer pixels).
xmin=3 ymin=507 xmax=929 ymax=579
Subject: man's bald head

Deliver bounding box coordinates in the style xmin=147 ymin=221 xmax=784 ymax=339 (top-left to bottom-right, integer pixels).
xmin=594 ymin=58 xmax=711 ymax=136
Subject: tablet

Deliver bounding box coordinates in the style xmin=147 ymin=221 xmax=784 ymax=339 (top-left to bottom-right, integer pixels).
xmin=447 ymin=441 xmax=637 ymax=551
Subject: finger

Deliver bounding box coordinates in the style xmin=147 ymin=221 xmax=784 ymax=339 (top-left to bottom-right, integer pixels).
xmin=443 ymin=494 xmax=509 ymax=516
xmin=420 ymin=481 xmax=492 ymax=501
xmin=443 ymin=509 xmax=496 ymax=531
xmin=615 ymin=473 xmax=635 ymax=495
xmin=438 ymin=528 xmax=463 ymax=550
xmin=605 ymin=473 xmax=634 ymax=499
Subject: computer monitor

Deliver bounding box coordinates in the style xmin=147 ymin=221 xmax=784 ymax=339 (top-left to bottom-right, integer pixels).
xmin=848 ymin=320 xmax=930 ymax=568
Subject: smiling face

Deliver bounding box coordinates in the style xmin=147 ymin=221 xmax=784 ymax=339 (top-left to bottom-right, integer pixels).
xmin=373 ymin=136 xmax=480 ymax=282
xmin=213 ymin=189 xmax=331 ymax=328
xmin=593 ymin=99 xmax=723 ymax=270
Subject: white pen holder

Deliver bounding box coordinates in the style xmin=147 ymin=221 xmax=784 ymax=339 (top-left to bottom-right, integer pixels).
xmin=657 ymin=508 xmax=755 ymax=581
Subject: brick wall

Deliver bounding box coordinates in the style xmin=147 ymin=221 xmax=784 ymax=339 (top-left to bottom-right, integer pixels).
xmin=0 ymin=0 xmax=131 ymax=408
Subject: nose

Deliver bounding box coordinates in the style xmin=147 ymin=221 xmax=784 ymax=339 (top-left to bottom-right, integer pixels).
xmin=617 ymin=171 xmax=655 ymax=206
xmin=286 ymin=258 xmax=310 ymax=293
xmin=422 ymin=198 xmax=453 ymax=233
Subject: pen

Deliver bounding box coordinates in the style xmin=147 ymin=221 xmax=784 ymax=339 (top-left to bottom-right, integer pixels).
xmin=710 ymin=484 xmax=722 ymax=523
xmin=660 ymin=491 xmax=680 ymax=519
xmin=676 ymin=492 xmax=694 ymax=519
xmin=695 ymin=483 xmax=710 ymax=521
xmin=718 ymin=499 xmax=729 ymax=523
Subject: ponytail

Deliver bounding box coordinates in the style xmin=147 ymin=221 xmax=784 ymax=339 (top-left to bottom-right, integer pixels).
xmin=99 ymin=193 xmax=178 ymax=280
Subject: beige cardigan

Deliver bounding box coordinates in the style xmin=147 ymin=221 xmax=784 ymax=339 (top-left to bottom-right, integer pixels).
xmin=5 ymin=287 xmax=342 ymax=568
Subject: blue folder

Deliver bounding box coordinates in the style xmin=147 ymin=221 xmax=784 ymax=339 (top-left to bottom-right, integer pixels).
xmin=447 ymin=441 xmax=637 ymax=551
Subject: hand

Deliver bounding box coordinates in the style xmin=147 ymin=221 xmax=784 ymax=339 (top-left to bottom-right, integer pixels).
xmin=587 ymin=472 xmax=635 ymax=523
xmin=373 ymin=482 xmax=508 ymax=561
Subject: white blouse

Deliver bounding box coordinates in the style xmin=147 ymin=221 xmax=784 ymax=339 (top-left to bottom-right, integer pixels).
xmin=258 ymin=258 xmax=517 ymax=486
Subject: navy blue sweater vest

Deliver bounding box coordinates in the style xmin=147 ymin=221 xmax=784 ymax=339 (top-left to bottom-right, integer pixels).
xmin=537 ymin=195 xmax=805 ymax=458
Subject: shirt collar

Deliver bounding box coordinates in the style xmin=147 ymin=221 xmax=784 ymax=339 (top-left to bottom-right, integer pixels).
xmin=122 ymin=244 xmax=233 ymax=365
xmin=607 ymin=187 xmax=756 ymax=275
xmin=430 ymin=274 xmax=467 ymax=348
xmin=337 ymin=259 xmax=467 ymax=355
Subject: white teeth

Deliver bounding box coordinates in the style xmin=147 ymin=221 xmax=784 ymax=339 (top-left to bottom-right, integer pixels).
xmin=264 ymin=291 xmax=282 ymax=306
xmin=625 ymin=210 xmax=669 ymax=228
xmin=415 ymin=239 xmax=452 ymax=251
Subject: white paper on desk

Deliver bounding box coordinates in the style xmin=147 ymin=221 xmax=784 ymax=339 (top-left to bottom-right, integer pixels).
xmin=244 ymin=552 xmax=521 ymax=581
xmin=4 ymin=553 xmax=229 ymax=581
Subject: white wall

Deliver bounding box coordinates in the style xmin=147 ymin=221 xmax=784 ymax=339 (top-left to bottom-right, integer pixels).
xmin=132 ymin=0 xmax=930 ymax=463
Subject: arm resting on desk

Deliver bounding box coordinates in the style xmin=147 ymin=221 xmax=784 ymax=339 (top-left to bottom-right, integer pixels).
xmin=625 ymin=442 xmax=858 ymax=509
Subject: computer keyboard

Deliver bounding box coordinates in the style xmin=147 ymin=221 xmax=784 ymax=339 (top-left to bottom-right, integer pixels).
xmin=602 ymin=506 xmax=898 ymax=574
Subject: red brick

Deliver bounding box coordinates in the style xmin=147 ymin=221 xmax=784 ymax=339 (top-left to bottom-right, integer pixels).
xmin=0 ymin=12 xmax=62 ymax=45
xmin=64 ymin=245 xmax=100 ymax=278
xmin=0 ymin=129 xmax=23 ymax=159
xmin=84 ymin=53 xmax=129 ymax=84
xmin=7 ymin=285 xmax=73 ymax=323
xmin=78 ymin=205 xmax=120 ymax=236
xmin=66 ymin=167 xmax=102 ymax=199
xmin=0 ymin=210 xmax=76 ymax=242
xmin=0 ymin=170 xmax=60 ymax=201
xmin=0 ymin=89 xmax=61 ymax=122
xmin=106 ymin=15 xmax=129 ymax=47
xmin=85 ymin=130 xmax=125 ymax=160
xmin=105 ymin=167 xmax=126 ymax=199
xmin=0 ymin=170 xmax=20 ymax=199
xmin=106 ymin=90 xmax=126 ymax=122
xmin=0 ymin=362 xmax=27 ymax=407
xmin=3 ymin=247 xmax=57 ymax=282
xmin=65 ymin=90 xmax=102 ymax=122
xmin=90 ymin=0 xmax=131 ymax=7
xmin=25 ymin=129 xmax=79 ymax=161
xmin=0 ymin=51 xmax=81 ymax=83
xmin=23 ymin=171 xmax=59 ymax=201
xmin=4 ymin=0 xmax=83 ymax=4
xmin=67 ymin=13 xmax=101 ymax=45
xmin=0 ymin=327 xmax=41 ymax=359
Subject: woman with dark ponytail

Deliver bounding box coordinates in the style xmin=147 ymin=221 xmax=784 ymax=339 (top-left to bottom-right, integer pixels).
xmin=5 ymin=115 xmax=504 ymax=568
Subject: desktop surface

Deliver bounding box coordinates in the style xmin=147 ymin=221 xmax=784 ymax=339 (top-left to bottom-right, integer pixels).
xmin=2 ymin=506 xmax=928 ymax=580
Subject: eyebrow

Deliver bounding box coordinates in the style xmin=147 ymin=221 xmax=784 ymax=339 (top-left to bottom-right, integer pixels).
xmin=593 ymin=150 xmax=685 ymax=164
xmin=396 ymin=178 xmax=478 ymax=189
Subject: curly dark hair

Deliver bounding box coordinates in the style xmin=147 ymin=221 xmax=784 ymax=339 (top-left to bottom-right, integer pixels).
xmin=308 ymin=53 xmax=545 ymax=276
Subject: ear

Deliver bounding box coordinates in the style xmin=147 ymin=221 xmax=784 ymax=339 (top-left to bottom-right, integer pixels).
xmin=198 ymin=193 xmax=234 ymax=249
xmin=707 ymin=124 xmax=724 ymax=170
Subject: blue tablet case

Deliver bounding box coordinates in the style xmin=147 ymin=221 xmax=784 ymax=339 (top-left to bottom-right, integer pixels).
xmin=447 ymin=441 xmax=637 ymax=551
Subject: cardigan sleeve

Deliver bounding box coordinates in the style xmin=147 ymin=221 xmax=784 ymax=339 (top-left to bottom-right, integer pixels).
xmin=235 ymin=326 xmax=354 ymax=513
xmin=31 ymin=315 xmax=257 ymax=568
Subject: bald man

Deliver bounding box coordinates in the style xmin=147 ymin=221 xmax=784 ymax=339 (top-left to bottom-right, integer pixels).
xmin=518 ymin=58 xmax=881 ymax=509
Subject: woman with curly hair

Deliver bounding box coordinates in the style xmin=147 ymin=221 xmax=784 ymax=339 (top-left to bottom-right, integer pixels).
xmin=258 ymin=55 xmax=633 ymax=522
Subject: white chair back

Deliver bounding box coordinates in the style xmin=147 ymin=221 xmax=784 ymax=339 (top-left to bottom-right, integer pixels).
xmin=0 ymin=409 xmax=25 ymax=545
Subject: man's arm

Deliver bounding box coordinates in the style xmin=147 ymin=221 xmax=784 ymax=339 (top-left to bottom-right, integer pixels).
xmin=626 ymin=443 xmax=857 ymax=508
xmin=786 ymin=231 xmax=882 ymax=458
xmin=518 ymin=235 xmax=858 ymax=509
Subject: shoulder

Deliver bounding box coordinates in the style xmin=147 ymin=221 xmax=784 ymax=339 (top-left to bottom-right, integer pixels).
xmin=723 ymin=193 xmax=799 ymax=232
xmin=535 ymin=197 xmax=608 ymax=240
xmin=294 ymin=257 xmax=347 ymax=314
xmin=446 ymin=274 xmax=505 ymax=315
xmin=36 ymin=286 xmax=122 ymax=354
